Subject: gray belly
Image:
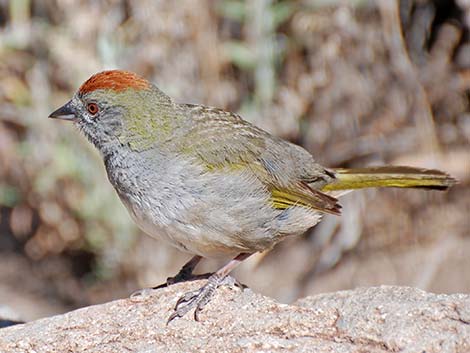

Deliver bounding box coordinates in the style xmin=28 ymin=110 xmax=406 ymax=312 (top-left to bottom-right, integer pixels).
xmin=107 ymin=154 xmax=322 ymax=258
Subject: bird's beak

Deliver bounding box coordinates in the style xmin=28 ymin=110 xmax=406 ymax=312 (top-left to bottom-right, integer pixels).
xmin=49 ymin=100 xmax=76 ymax=121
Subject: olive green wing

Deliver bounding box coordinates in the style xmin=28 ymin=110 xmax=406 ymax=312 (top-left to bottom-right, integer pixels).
xmin=178 ymin=104 xmax=341 ymax=215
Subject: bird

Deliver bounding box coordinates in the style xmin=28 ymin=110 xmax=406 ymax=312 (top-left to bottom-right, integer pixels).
xmin=49 ymin=70 xmax=456 ymax=322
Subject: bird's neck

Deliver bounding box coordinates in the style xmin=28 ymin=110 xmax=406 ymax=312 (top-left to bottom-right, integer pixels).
xmin=118 ymin=105 xmax=188 ymax=151
xmin=118 ymin=99 xmax=190 ymax=152
xmin=96 ymin=137 xmax=125 ymax=161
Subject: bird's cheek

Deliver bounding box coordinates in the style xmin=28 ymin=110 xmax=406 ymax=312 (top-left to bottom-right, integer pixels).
xmin=77 ymin=116 xmax=94 ymax=129
xmin=102 ymin=117 xmax=123 ymax=137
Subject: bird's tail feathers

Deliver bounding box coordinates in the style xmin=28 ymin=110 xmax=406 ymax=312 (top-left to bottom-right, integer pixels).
xmin=321 ymin=166 xmax=456 ymax=192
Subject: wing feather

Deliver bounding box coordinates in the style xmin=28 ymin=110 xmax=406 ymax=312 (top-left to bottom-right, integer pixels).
xmin=178 ymin=104 xmax=341 ymax=215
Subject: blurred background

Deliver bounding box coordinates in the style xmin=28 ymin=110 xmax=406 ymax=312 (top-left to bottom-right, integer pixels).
xmin=0 ymin=0 xmax=469 ymax=322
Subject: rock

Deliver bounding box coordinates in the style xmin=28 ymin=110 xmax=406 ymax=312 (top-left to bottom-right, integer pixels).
xmin=0 ymin=284 xmax=468 ymax=353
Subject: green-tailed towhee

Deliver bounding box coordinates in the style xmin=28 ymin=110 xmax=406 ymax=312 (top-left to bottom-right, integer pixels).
xmin=49 ymin=70 xmax=456 ymax=322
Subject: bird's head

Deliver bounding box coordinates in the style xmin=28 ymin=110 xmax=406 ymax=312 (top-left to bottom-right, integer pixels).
xmin=49 ymin=70 xmax=175 ymax=151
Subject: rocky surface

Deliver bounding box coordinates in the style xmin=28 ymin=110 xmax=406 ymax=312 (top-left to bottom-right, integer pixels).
xmin=0 ymin=284 xmax=468 ymax=353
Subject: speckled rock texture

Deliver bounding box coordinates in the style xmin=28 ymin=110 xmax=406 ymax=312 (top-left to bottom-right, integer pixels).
xmin=0 ymin=284 xmax=469 ymax=353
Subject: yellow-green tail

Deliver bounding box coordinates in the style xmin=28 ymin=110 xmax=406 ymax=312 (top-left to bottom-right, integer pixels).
xmin=322 ymin=166 xmax=456 ymax=192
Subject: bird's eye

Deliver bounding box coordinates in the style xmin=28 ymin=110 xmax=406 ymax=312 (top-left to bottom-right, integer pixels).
xmin=87 ymin=103 xmax=99 ymax=116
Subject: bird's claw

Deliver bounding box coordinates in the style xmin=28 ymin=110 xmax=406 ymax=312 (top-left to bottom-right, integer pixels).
xmin=130 ymin=273 xmax=197 ymax=298
xmin=154 ymin=272 xmax=213 ymax=290
xmin=166 ymin=274 xmax=240 ymax=324
xmin=152 ymin=275 xmax=182 ymax=290
xmin=129 ymin=287 xmax=154 ymax=299
xmin=130 ymin=273 xmax=215 ymax=302
xmin=167 ymin=281 xmax=217 ymax=324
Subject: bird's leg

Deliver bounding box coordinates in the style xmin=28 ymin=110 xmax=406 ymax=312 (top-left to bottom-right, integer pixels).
xmin=167 ymin=253 xmax=252 ymax=323
xmin=154 ymin=255 xmax=206 ymax=289
xmin=131 ymin=255 xmax=205 ymax=298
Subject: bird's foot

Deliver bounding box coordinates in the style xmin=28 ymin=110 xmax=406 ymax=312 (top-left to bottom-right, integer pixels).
xmin=154 ymin=272 xmax=212 ymax=290
xmin=130 ymin=287 xmax=154 ymax=299
xmin=129 ymin=272 xmax=213 ymax=299
xmin=167 ymin=274 xmax=241 ymax=324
